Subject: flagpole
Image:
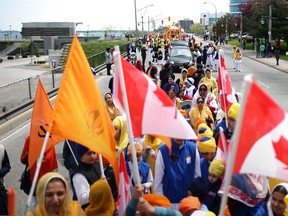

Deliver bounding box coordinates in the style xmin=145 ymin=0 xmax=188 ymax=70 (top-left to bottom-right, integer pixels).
xmin=66 ymin=140 xmax=79 ymax=166
xmin=218 ymin=74 xmax=253 ymax=215
xmin=219 ymin=127 xmax=228 ymax=159
xmin=113 ymin=46 xmax=141 ymax=186
xmin=25 ymin=132 xmax=50 ymax=214
xmin=98 ymin=154 xmax=106 ymax=179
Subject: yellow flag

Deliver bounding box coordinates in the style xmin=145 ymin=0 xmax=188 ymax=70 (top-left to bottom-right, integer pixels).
xmin=29 ymin=80 xmax=64 ymax=169
xmin=49 ymin=35 xmax=118 ymax=183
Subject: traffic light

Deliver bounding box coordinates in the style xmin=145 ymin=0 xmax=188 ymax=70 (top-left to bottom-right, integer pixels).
xmin=200 ymin=18 xmax=203 ymax=24
xmin=168 ymin=16 xmax=171 ymax=21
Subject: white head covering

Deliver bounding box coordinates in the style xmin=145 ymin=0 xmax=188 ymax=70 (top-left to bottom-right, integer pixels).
xmin=267 ymin=183 xmax=288 ymax=216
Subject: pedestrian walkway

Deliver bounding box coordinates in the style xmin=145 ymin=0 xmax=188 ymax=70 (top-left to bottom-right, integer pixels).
xmin=220 ymin=43 xmax=287 ymax=73
xmin=195 ymin=35 xmax=287 ymax=73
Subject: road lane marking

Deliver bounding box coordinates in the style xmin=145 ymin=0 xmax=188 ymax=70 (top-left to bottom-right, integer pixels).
xmin=257 ymin=80 xmax=270 ymax=89
xmin=0 ymin=122 xmax=30 ymax=144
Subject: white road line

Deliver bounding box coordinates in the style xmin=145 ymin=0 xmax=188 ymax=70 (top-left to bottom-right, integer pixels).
xmin=0 ymin=122 xmax=30 ymax=144
xmin=257 ymin=80 xmax=270 ymax=89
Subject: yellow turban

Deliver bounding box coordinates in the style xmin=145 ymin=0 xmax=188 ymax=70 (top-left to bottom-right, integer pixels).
xmin=198 ymin=126 xmax=213 ymax=139
xmin=209 ymin=160 xmax=225 ymax=178
xmin=228 ymin=103 xmax=240 ymax=120
xmin=197 ymin=136 xmax=216 ymax=153
xmin=127 ymin=142 xmax=143 ymax=155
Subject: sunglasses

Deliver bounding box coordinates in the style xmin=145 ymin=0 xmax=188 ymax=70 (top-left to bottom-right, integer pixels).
xmin=197 ymin=101 xmax=204 ymax=104
xmin=199 ymin=88 xmax=207 ymax=91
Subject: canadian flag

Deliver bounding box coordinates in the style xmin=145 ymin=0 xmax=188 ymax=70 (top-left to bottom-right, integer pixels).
xmin=232 ymin=78 xmax=288 ymax=181
xmin=117 ymin=152 xmax=130 ymax=216
xmin=218 ymin=54 xmax=237 ymax=114
xmin=113 ymin=48 xmax=197 ymax=140
xmin=215 ymin=127 xmax=228 ymax=162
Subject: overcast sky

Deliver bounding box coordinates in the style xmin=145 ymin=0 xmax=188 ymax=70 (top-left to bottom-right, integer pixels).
xmin=0 ymin=0 xmax=229 ymax=32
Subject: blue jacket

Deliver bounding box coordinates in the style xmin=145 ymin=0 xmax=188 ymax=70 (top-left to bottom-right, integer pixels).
xmin=200 ymin=158 xmax=210 ymax=185
xmin=126 ymin=160 xmax=151 ymax=185
xmin=160 ymin=139 xmax=197 ymax=203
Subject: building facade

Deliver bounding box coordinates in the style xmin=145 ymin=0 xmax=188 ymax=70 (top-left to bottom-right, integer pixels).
xmin=21 ymin=22 xmax=76 ymax=39
xmin=230 ymin=0 xmax=248 ymax=13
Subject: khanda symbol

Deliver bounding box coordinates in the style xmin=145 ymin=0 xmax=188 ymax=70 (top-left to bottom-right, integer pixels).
xmin=38 ymin=124 xmax=52 ymax=138
xmin=86 ymin=109 xmax=104 ymax=136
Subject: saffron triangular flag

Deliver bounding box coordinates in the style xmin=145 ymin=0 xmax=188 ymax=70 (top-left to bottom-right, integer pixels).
xmin=29 ymin=80 xmax=63 ymax=169
xmin=49 ymin=35 xmax=118 ymax=183
xmin=113 ymin=51 xmax=197 ymax=145
xmin=233 ymin=78 xmax=288 ymax=181
xmin=117 ymin=152 xmax=130 ymax=216
xmin=217 ymin=55 xmax=237 ymax=114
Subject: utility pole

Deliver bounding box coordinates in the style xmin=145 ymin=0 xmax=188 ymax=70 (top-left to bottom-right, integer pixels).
xmin=268 ymin=3 xmax=272 ymax=43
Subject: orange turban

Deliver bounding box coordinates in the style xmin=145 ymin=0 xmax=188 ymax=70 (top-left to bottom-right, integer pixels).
xmin=143 ymin=194 xmax=170 ymax=208
xmin=179 ymin=196 xmax=201 ymax=215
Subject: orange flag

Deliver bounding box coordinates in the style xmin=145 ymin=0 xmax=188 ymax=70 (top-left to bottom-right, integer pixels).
xmin=29 ymin=80 xmax=64 ymax=169
xmin=49 ymin=35 xmax=118 ymax=184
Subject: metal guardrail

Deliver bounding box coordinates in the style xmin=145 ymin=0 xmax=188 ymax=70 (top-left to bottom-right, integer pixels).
xmin=0 ymin=51 xmax=127 ymax=125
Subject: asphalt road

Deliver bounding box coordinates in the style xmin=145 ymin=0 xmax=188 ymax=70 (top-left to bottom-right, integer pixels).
xmin=1 ymin=40 xmax=288 ymax=214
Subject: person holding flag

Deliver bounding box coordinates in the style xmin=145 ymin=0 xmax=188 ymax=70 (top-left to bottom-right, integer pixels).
xmin=20 ymin=135 xmax=58 ymax=206
xmin=216 ymin=103 xmax=269 ymax=215
xmin=71 ymin=144 xmax=101 ymax=209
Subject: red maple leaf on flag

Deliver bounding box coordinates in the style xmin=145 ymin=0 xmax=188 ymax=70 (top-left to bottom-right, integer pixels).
xmin=273 ymin=136 xmax=288 ymax=167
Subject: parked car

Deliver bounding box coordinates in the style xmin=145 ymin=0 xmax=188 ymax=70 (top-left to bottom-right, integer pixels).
xmin=168 ymin=46 xmax=193 ymax=73
xmin=242 ymin=34 xmax=254 ymax=43
xmin=230 ymin=33 xmax=239 ymax=39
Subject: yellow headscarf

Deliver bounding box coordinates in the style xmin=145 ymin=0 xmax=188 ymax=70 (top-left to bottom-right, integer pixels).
xmin=144 ymin=135 xmax=162 ymax=176
xmin=27 ymin=172 xmax=84 ymax=216
xmin=105 ymin=92 xmax=120 ymax=121
xmin=85 ymin=180 xmax=115 ymax=216
xmin=112 ymin=116 xmax=128 ymax=151
xmin=180 ymin=68 xmax=188 ymax=86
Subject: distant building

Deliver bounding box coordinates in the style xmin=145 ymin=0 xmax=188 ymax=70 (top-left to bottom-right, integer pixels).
xmin=200 ymin=12 xmax=226 ymax=26
xmin=230 ymin=0 xmax=248 ymax=13
xmin=177 ymin=19 xmax=193 ymax=33
xmin=21 ymin=22 xmax=76 ymax=39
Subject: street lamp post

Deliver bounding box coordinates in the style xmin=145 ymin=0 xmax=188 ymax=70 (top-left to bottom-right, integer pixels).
xmin=204 ymin=2 xmax=217 ymax=24
xmin=134 ymin=0 xmax=138 ymax=33
xmin=138 ymin=4 xmax=154 ymax=34
xmin=9 ymin=25 xmax=11 ymax=40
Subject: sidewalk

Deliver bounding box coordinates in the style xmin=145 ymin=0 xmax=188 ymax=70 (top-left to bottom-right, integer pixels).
xmin=221 ymin=43 xmax=288 ymax=73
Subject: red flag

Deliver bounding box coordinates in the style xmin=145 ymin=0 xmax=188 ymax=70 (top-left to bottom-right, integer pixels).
xmin=215 ymin=128 xmax=228 ymax=162
xmin=233 ymin=78 xmax=288 ymax=181
xmin=217 ymin=55 xmax=237 ymax=114
xmin=113 ymin=51 xmax=197 ymax=144
xmin=117 ymin=152 xmax=130 ymax=216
